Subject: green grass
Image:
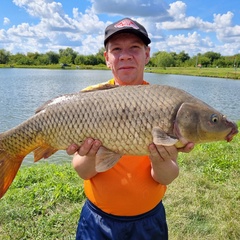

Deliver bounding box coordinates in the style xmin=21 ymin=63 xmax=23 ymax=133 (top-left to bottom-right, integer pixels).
xmin=145 ymin=67 xmax=240 ymax=79
xmin=0 ymin=122 xmax=239 ymax=239
xmin=0 ymin=164 xmax=85 ymax=239
xmin=0 ymin=64 xmax=108 ymax=70
xmin=165 ymin=130 xmax=240 ymax=240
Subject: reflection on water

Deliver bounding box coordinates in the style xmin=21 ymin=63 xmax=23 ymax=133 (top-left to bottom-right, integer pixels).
xmin=0 ymin=69 xmax=239 ymax=165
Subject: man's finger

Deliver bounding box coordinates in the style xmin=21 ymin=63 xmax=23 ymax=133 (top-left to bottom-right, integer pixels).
xmin=66 ymin=144 xmax=79 ymax=155
xmin=178 ymin=143 xmax=194 ymax=153
xmin=78 ymin=138 xmax=94 ymax=156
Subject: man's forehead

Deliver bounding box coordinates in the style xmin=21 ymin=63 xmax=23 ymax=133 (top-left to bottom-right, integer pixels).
xmin=108 ymin=33 xmax=144 ymax=45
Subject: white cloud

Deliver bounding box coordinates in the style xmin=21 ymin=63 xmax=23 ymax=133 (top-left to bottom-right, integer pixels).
xmin=0 ymin=29 xmax=8 ymax=42
xmin=73 ymin=8 xmax=105 ymax=34
xmin=212 ymin=11 xmax=240 ymax=44
xmin=215 ymin=42 xmax=240 ymax=56
xmin=79 ymin=34 xmax=104 ymax=55
xmin=7 ymin=23 xmax=36 ymax=37
xmin=13 ymin=0 xmax=63 ymax=18
xmin=153 ymin=32 xmax=214 ymax=55
xmin=148 ymin=1 xmax=240 ymax=56
xmin=0 ymin=0 xmax=239 ymax=56
xmin=3 ymin=17 xmax=10 ymax=25
xmin=214 ymin=11 xmax=233 ymax=27
xmin=1 ymin=0 xmax=106 ymax=54
xmin=168 ymin=1 xmax=186 ymax=20
xmin=13 ymin=0 xmax=76 ymax=32
xmin=157 ymin=1 xmax=212 ymax=31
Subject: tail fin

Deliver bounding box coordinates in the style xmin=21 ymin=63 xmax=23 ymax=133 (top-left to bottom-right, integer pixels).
xmin=0 ymin=149 xmax=23 ymax=199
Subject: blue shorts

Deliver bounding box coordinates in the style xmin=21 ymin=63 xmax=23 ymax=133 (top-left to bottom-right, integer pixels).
xmin=76 ymin=199 xmax=168 ymax=240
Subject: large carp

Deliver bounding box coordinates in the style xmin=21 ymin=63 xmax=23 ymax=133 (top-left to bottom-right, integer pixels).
xmin=0 ymin=84 xmax=238 ymax=198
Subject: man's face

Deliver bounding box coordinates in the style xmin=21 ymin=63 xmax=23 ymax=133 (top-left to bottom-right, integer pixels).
xmin=104 ymin=33 xmax=150 ymax=85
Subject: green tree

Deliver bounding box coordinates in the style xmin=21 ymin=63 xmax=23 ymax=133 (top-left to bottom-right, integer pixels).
xmin=27 ymin=52 xmax=40 ymax=65
xmin=0 ymin=49 xmax=10 ymax=64
xmin=46 ymin=51 xmax=59 ymax=64
xmin=177 ymin=51 xmax=190 ymax=63
xmin=95 ymin=47 xmax=105 ymax=65
xmin=9 ymin=53 xmax=32 ymax=65
xmin=234 ymin=54 xmax=240 ymax=64
xmin=59 ymin=48 xmax=77 ymax=64
xmin=75 ymin=48 xmax=105 ymax=66
xmin=152 ymin=51 xmax=175 ymax=68
xmin=203 ymin=51 xmax=221 ymax=65
xmin=223 ymin=56 xmax=236 ymax=67
xmin=214 ymin=57 xmax=228 ymax=68
xmin=198 ymin=56 xmax=211 ymax=67
xmin=59 ymin=55 xmax=73 ymax=65
xmin=84 ymin=55 xmax=97 ymax=65
xmin=35 ymin=54 xmax=50 ymax=65
xmin=75 ymin=54 xmax=85 ymax=65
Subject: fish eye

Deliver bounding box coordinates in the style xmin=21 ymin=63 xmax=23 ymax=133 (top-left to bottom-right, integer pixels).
xmin=211 ymin=114 xmax=219 ymax=123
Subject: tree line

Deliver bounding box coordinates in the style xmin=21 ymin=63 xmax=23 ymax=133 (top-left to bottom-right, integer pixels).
xmin=0 ymin=47 xmax=239 ymax=68
xmin=0 ymin=48 xmax=106 ymax=67
xmin=150 ymin=51 xmax=239 ymax=68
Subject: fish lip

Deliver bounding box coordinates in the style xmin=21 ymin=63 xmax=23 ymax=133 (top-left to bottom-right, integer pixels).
xmin=225 ymin=120 xmax=238 ymax=142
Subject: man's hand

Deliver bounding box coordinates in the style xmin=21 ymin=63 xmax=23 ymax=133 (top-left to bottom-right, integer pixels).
xmin=66 ymin=138 xmax=102 ymax=156
xmin=67 ymin=138 xmax=102 ymax=180
xmin=149 ymin=144 xmax=178 ymax=163
xmin=148 ymin=142 xmax=194 ymax=185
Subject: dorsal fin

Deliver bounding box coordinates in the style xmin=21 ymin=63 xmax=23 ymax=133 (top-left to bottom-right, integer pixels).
xmin=35 ymin=93 xmax=75 ymax=114
xmin=81 ymin=83 xmax=119 ymax=92
xmin=35 ymin=84 xmax=119 ymax=114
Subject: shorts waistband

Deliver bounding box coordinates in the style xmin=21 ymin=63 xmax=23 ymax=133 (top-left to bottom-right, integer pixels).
xmin=85 ymin=199 xmax=163 ymax=222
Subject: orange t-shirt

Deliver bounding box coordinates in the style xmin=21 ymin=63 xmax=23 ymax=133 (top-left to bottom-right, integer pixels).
xmin=84 ymin=79 xmax=167 ymax=216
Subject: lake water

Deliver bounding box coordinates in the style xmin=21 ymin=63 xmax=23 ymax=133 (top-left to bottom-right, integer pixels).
xmin=0 ymin=68 xmax=239 ymax=165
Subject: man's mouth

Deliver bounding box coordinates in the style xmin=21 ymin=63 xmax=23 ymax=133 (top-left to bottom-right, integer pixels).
xmin=119 ymin=66 xmax=134 ymax=70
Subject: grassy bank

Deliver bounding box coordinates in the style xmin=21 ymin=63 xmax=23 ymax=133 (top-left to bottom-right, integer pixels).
xmin=1 ymin=64 xmax=240 ymax=79
xmin=146 ymin=67 xmax=240 ymax=80
xmin=0 ymin=64 xmax=108 ymax=71
xmin=0 ymin=122 xmax=239 ymax=239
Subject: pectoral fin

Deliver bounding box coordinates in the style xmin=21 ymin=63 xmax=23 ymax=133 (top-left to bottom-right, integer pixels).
xmin=95 ymin=146 xmax=122 ymax=172
xmin=152 ymin=127 xmax=178 ymax=146
xmin=34 ymin=145 xmax=58 ymax=162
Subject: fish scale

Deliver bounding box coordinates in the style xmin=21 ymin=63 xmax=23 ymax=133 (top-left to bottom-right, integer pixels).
xmin=0 ymin=84 xmax=238 ymax=199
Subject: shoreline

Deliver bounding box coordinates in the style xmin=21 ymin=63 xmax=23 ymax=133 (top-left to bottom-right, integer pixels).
xmin=145 ymin=67 xmax=240 ymax=80
xmin=0 ymin=64 xmax=240 ymax=80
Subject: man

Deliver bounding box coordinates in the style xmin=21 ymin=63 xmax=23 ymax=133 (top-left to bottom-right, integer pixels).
xmin=67 ymin=18 xmax=194 ymax=240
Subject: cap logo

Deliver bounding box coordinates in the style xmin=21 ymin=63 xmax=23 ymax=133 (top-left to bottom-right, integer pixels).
xmin=114 ymin=19 xmax=139 ymax=30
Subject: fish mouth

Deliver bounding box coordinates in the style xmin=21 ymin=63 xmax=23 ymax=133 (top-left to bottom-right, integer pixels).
xmin=225 ymin=120 xmax=238 ymax=142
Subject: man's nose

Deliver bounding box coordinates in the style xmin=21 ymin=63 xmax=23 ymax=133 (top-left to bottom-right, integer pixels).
xmin=119 ymin=50 xmax=132 ymax=60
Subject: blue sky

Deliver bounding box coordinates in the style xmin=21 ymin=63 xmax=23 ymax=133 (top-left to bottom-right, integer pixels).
xmin=0 ymin=0 xmax=240 ymax=56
